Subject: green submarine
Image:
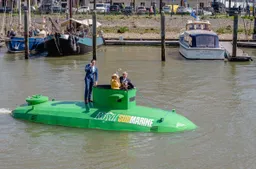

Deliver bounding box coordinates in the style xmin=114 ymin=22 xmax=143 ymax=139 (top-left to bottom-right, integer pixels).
xmin=11 ymin=85 xmax=197 ymax=133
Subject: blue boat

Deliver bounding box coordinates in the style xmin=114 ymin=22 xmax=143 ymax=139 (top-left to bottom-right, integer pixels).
xmin=5 ymin=36 xmax=45 ymax=53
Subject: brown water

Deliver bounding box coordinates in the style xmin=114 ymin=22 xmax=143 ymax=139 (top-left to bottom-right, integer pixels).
xmin=1 ymin=46 xmax=256 ymax=169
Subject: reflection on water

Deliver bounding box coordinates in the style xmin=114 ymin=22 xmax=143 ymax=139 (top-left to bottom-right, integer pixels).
xmin=0 ymin=46 xmax=256 ymax=169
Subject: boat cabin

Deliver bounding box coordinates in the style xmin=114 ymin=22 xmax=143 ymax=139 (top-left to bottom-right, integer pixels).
xmin=92 ymin=85 xmax=136 ymax=110
xmin=186 ymin=20 xmax=211 ymax=31
xmin=182 ymin=31 xmax=220 ymax=48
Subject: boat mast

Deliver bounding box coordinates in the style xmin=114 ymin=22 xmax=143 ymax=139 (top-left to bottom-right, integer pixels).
xmin=69 ymin=0 xmax=72 ymax=29
xmin=27 ymin=0 xmax=31 ymax=27
xmin=19 ymin=0 xmax=21 ymax=31
xmin=1 ymin=0 xmax=7 ymax=36
xmin=196 ymin=0 xmax=198 ymax=17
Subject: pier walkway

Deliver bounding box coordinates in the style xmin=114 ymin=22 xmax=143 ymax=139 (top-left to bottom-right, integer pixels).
xmin=220 ymin=42 xmax=252 ymax=61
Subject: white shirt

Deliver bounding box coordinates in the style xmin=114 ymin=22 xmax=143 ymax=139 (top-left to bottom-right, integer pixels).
xmin=92 ymin=66 xmax=95 ymax=73
xmin=123 ymin=78 xmax=126 ymax=82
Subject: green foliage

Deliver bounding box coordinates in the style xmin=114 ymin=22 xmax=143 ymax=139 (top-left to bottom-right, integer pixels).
xmin=200 ymin=15 xmax=207 ymax=20
xmin=237 ymin=28 xmax=244 ymax=33
xmin=241 ymin=15 xmax=254 ymax=20
xmin=117 ymin=26 xmax=129 ymax=33
xmin=209 ymin=14 xmax=233 ymax=19
xmin=216 ymin=25 xmax=254 ymax=35
xmin=216 ymin=26 xmax=232 ymax=34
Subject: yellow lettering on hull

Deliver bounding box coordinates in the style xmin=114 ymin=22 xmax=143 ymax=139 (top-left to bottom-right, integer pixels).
xmin=118 ymin=115 xmax=154 ymax=127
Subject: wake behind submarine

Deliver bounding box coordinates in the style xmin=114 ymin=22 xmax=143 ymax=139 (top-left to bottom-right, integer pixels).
xmin=11 ymin=85 xmax=197 ymax=133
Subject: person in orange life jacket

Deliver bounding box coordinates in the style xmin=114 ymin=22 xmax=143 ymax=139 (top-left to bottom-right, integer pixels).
xmin=120 ymin=71 xmax=134 ymax=90
xmin=111 ymin=74 xmax=121 ymax=89
xmin=84 ymin=59 xmax=98 ymax=104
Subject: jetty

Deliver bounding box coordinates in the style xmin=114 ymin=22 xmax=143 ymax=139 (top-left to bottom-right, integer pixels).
xmin=220 ymin=42 xmax=253 ymax=61
xmin=105 ymin=39 xmax=179 ymax=46
xmin=105 ymin=39 xmax=255 ymax=47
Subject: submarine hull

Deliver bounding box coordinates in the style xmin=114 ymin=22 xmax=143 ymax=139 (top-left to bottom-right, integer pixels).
xmin=11 ymin=86 xmax=197 ymax=133
xmin=11 ymin=100 xmax=196 ymax=133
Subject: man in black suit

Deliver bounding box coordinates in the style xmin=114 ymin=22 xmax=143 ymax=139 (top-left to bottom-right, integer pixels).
xmin=120 ymin=72 xmax=134 ymax=90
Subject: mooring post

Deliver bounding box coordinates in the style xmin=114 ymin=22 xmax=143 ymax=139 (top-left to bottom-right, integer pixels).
xmin=232 ymin=12 xmax=238 ymax=57
xmin=161 ymin=11 xmax=166 ymax=61
xmin=24 ymin=10 xmax=29 ymax=59
xmin=92 ymin=11 xmax=97 ymax=60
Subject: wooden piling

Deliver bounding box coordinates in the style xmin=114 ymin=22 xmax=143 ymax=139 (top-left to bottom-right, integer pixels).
xmin=92 ymin=11 xmax=97 ymax=60
xmin=161 ymin=11 xmax=166 ymax=61
xmin=232 ymin=13 xmax=238 ymax=57
xmin=24 ymin=10 xmax=29 ymax=59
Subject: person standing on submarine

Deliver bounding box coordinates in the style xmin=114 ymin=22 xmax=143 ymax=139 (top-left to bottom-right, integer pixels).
xmin=84 ymin=59 xmax=98 ymax=104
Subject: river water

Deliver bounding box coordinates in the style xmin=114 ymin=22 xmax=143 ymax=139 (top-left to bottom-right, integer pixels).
xmin=0 ymin=46 xmax=256 ymax=169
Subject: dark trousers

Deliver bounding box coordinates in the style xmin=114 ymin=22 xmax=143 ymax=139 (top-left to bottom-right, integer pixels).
xmin=84 ymin=78 xmax=94 ymax=101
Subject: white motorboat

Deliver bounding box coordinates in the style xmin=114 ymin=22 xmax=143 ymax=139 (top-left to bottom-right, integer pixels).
xmin=179 ymin=20 xmax=225 ymax=60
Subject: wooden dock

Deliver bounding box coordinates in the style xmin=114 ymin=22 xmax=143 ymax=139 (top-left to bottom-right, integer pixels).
xmin=105 ymin=39 xmax=256 ymax=48
xmin=105 ymin=40 xmax=179 ymax=46
xmin=236 ymin=42 xmax=256 ymax=48
xmin=219 ymin=42 xmax=253 ymax=61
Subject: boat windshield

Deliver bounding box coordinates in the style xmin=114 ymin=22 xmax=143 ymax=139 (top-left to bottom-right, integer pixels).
xmin=195 ymin=35 xmax=217 ymax=48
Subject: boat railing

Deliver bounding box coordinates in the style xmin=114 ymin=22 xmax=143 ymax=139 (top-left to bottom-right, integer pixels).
xmin=186 ymin=23 xmax=211 ymax=31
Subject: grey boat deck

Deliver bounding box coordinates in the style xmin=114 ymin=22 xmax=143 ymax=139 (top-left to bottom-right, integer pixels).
xmin=220 ymin=42 xmax=252 ymax=61
xmin=220 ymin=42 xmax=247 ymax=57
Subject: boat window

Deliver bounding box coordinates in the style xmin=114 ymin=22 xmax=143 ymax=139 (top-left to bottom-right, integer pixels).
xmin=204 ymin=24 xmax=210 ymax=30
xmin=196 ymin=24 xmax=202 ymax=30
xmin=184 ymin=35 xmax=192 ymax=46
xmin=188 ymin=38 xmax=192 ymax=46
xmin=184 ymin=35 xmax=189 ymax=42
xmin=195 ymin=35 xmax=216 ymax=48
xmin=189 ymin=24 xmax=194 ymax=30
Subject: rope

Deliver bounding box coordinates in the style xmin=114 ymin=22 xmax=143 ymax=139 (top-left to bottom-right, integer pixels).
xmin=53 ymin=35 xmax=62 ymax=55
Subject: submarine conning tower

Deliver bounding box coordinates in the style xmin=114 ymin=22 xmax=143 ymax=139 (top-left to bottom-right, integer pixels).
xmin=92 ymin=85 xmax=136 ymax=110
